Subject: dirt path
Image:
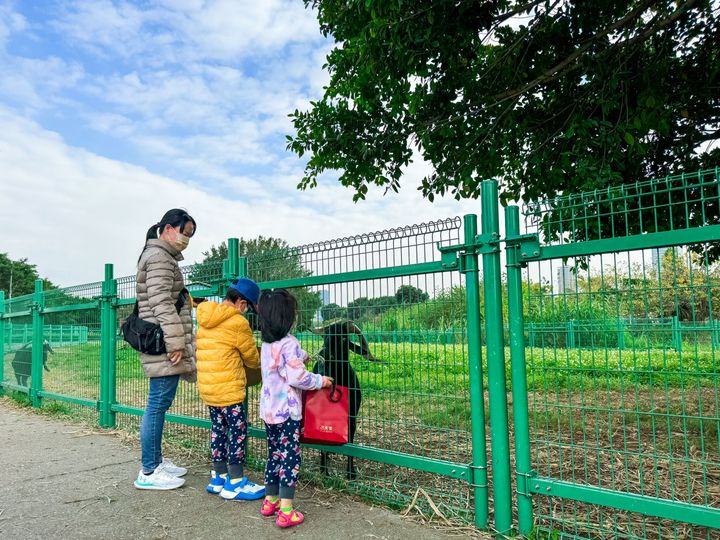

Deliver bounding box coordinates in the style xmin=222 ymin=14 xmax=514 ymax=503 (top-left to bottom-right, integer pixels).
xmin=0 ymin=404 xmax=465 ymax=540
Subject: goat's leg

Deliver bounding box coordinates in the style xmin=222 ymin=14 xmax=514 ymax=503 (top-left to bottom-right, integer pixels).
xmin=347 ymin=416 xmax=358 ymax=480
xmin=319 ymin=451 xmax=329 ymax=476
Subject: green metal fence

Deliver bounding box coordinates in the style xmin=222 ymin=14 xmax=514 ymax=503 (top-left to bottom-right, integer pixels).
xmin=507 ymin=168 xmax=720 ymax=538
xmin=1 ymin=168 xmax=719 ymax=538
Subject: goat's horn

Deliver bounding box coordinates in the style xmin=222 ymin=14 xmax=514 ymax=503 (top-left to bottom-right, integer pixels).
xmin=346 ymin=321 xmax=363 ymax=335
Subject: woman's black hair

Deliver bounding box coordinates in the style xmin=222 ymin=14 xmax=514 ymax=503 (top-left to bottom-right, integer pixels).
xmin=257 ymin=289 xmax=297 ymax=343
xmin=146 ymin=208 xmax=197 ymax=242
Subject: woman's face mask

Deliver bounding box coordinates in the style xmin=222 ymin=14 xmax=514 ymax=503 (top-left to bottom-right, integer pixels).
xmin=165 ymin=222 xmax=193 ymax=252
xmin=172 ymin=231 xmax=190 ymax=251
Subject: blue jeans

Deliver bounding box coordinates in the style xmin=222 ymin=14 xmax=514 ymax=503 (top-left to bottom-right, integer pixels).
xmin=140 ymin=375 xmax=180 ymax=473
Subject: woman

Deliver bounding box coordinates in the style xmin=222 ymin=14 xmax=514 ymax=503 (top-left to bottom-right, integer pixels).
xmin=133 ymin=209 xmax=197 ymax=491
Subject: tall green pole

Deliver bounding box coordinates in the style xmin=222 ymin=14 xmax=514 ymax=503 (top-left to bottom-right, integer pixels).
xmin=505 ymin=205 xmax=534 ymax=534
xmin=0 ymin=290 xmax=5 ymax=395
xmin=99 ymin=263 xmax=118 ymax=428
xmin=222 ymin=237 xmax=240 ymax=297
xmin=228 ymin=238 xmax=240 ymax=277
xmin=463 ymin=214 xmax=489 ymax=529
xmin=31 ymin=279 xmax=44 ymax=407
xmin=238 ymin=255 xmax=251 ymax=460
xmin=480 ymin=180 xmax=513 ymax=534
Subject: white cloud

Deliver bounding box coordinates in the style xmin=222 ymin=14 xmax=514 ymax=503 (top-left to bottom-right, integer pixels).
xmin=0 ymin=108 xmax=479 ymax=287
xmin=55 ymin=0 xmax=322 ymax=63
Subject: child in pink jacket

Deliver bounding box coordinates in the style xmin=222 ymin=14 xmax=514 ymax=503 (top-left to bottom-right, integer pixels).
xmin=256 ymin=289 xmax=332 ymax=529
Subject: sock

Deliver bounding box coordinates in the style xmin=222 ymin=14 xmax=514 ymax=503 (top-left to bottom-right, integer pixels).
xmin=280 ymin=505 xmax=293 ymax=514
xmin=227 ymin=463 xmax=244 ymax=480
xmin=213 ymin=461 xmax=228 ymax=476
xmin=265 ymin=495 xmax=279 ymax=503
xmin=142 ymin=470 xmax=154 ymax=476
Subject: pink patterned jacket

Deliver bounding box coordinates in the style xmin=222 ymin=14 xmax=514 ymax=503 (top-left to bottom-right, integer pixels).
xmin=259 ymin=335 xmax=323 ymax=424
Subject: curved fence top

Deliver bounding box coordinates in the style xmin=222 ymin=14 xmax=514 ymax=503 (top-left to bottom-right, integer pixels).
xmin=246 ymin=216 xmax=463 ymax=282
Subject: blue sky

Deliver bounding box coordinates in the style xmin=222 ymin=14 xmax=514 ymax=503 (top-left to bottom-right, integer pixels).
xmin=0 ymin=0 xmax=480 ymax=286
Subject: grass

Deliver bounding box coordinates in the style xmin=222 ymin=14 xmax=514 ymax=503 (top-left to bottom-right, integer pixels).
xmin=2 ymin=339 xmax=718 ymax=539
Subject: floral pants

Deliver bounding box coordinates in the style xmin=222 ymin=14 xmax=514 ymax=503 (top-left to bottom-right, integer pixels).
xmin=264 ymin=418 xmax=301 ymax=499
xmin=209 ymin=402 xmax=247 ymax=465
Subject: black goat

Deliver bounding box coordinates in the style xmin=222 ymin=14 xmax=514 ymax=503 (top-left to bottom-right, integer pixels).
xmin=12 ymin=340 xmax=53 ymax=386
xmin=312 ymin=320 xmax=379 ymax=479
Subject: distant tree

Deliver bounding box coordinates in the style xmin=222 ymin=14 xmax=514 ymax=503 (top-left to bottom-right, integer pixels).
xmin=0 ymin=253 xmax=55 ymax=298
xmin=194 ymin=237 xmax=321 ymax=331
xmin=321 ymin=302 xmax=347 ymax=321
xmin=347 ymin=295 xmax=397 ymax=321
xmin=395 ymin=285 xmax=429 ymax=304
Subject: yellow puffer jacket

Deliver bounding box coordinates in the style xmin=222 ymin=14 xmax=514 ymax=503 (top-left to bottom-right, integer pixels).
xmin=196 ymin=301 xmax=260 ymax=407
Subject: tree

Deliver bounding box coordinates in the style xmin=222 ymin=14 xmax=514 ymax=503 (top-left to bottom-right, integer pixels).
xmin=395 ymin=285 xmax=429 ymax=304
xmin=195 ymin=237 xmax=322 ymax=331
xmin=321 ymin=302 xmax=347 ymax=321
xmin=0 ymin=253 xmax=55 ymax=298
xmin=347 ymin=295 xmax=397 ymax=320
xmin=289 ymin=1 xmax=719 ymax=230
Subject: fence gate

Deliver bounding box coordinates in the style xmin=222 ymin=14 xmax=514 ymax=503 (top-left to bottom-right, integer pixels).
xmin=501 ymin=169 xmax=720 ymax=539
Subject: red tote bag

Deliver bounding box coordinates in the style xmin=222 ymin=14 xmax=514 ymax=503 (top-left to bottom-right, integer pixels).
xmin=300 ymin=384 xmax=349 ymax=445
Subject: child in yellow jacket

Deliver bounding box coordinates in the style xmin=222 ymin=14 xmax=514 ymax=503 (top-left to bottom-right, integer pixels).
xmin=196 ymin=277 xmax=264 ymax=501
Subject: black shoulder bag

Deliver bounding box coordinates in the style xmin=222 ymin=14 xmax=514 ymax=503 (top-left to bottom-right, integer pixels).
xmin=121 ymin=289 xmax=188 ymax=355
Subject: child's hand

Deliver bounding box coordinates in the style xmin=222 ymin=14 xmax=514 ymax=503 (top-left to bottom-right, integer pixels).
xmin=321 ymin=376 xmax=334 ymax=388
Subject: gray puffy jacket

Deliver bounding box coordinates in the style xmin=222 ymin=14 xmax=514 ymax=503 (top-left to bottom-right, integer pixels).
xmin=136 ymin=239 xmax=195 ymax=378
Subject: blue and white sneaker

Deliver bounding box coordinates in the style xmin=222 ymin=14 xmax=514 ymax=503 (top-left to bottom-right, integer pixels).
xmin=219 ymin=477 xmax=266 ymax=501
xmin=207 ymin=471 xmax=227 ymax=494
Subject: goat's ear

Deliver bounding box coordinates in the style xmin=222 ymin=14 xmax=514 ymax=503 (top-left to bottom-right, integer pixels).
xmin=346 ymin=321 xmax=363 ymax=335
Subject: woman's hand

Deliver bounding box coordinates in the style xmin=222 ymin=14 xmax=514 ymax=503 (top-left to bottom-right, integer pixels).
xmin=321 ymin=376 xmax=334 ymax=388
xmin=168 ymin=350 xmax=183 ymax=365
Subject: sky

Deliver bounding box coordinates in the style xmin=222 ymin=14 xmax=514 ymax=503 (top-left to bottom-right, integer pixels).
xmin=0 ymin=0 xmax=483 ymax=287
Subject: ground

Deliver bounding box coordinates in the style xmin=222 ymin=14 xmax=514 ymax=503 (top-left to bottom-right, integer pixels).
xmin=0 ymin=404 xmax=469 ymax=540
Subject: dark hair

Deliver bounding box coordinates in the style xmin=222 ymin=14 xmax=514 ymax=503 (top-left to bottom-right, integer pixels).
xmin=225 ymin=279 xmax=254 ymax=312
xmin=146 ymin=209 xmax=197 ymax=242
xmin=257 ymin=289 xmax=297 ymax=343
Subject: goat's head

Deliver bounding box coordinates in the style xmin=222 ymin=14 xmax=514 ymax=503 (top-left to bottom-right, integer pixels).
xmin=314 ymin=320 xmax=378 ymax=363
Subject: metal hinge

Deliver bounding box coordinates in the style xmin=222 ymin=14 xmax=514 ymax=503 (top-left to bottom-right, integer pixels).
xmin=505 ymin=233 xmax=541 ymax=265
xmin=437 ymin=233 xmax=501 ymax=273
xmin=516 ymin=470 xmax=538 ymax=498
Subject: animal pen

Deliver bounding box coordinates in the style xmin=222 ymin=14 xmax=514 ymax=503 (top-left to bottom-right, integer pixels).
xmin=1 ymin=168 xmax=719 ymax=539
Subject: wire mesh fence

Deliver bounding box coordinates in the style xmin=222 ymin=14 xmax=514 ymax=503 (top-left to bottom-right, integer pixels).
xmin=515 ymin=169 xmax=720 ymax=539
xmin=1 ymin=169 xmax=719 ymax=538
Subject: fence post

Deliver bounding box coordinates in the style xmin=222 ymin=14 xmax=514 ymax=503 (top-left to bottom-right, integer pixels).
xmin=567 ymin=320 xmax=576 ymax=349
xmin=221 ymin=237 xmax=240 ymax=298
xmin=480 ymin=181 xmax=513 ymax=534
xmin=30 ymin=279 xmax=44 ymax=407
xmin=99 ymin=263 xmax=118 ymax=428
xmin=672 ymin=316 xmax=682 ymax=353
xmin=462 ymin=214 xmax=489 ymax=529
xmin=0 ymin=291 xmax=5 ymax=395
xmin=505 ymin=205 xmax=534 ymax=535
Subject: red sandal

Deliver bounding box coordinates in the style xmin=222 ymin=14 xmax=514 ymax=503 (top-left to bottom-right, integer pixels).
xmin=276 ymin=508 xmax=304 ymax=528
xmin=260 ymin=498 xmax=280 ymax=516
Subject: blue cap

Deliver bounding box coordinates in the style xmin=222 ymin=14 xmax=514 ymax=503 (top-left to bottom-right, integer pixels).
xmin=228 ymin=277 xmax=260 ymax=307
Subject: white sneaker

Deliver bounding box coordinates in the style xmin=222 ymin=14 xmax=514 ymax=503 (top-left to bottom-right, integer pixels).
xmin=156 ymin=458 xmax=187 ymax=477
xmin=134 ymin=469 xmax=185 ymax=490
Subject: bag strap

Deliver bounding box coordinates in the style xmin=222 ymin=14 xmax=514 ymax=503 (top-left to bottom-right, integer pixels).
xmin=175 ymin=287 xmax=189 ymax=313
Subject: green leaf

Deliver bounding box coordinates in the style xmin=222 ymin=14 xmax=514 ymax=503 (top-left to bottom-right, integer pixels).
xmin=624 ymin=132 xmax=635 ymax=146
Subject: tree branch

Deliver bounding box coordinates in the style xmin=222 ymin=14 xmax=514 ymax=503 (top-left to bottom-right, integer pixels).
xmin=491 ymin=0 xmax=698 ymax=104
